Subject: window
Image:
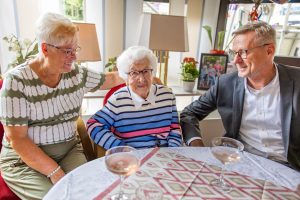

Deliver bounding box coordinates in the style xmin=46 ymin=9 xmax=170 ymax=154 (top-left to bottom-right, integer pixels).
xmin=63 ymin=0 xmax=85 ymax=21
xmin=217 ymin=1 xmax=300 ymax=60
xmin=143 ymin=0 xmax=170 ymax=14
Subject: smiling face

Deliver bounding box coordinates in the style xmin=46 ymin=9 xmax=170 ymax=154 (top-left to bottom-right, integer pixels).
xmin=45 ymin=41 xmax=78 ymax=73
xmin=127 ymin=58 xmax=153 ymax=99
xmin=232 ymin=31 xmax=275 ymax=82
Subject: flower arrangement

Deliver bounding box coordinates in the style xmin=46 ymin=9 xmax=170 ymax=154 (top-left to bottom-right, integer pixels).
xmin=3 ymin=34 xmax=38 ymax=69
xmin=180 ymin=57 xmax=199 ymax=82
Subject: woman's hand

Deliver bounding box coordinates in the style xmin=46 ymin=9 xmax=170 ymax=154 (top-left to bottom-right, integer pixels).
xmin=4 ymin=125 xmax=64 ymax=180
xmin=50 ymin=168 xmax=65 ymax=184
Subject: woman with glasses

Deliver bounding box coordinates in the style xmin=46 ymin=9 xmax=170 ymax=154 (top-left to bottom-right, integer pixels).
xmin=87 ymin=46 xmax=183 ymax=150
xmin=0 ymin=13 xmax=123 ymax=199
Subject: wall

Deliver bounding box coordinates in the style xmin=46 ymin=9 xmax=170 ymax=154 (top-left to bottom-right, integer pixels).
xmin=125 ymin=0 xmax=143 ymax=49
xmin=198 ymin=0 xmax=221 ymax=60
xmin=105 ymin=0 xmax=124 ymax=63
xmin=85 ymin=0 xmax=104 ymax=73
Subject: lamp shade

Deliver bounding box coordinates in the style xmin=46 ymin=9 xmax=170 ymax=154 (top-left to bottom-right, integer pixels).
xmin=149 ymin=14 xmax=189 ymax=52
xmin=138 ymin=14 xmax=189 ymax=52
xmin=74 ymin=22 xmax=101 ymax=62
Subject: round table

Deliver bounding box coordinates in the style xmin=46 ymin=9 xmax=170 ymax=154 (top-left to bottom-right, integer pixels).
xmin=44 ymin=147 xmax=300 ymax=200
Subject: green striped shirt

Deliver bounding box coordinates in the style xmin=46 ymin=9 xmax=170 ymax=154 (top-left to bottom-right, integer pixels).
xmin=0 ymin=63 xmax=105 ymax=145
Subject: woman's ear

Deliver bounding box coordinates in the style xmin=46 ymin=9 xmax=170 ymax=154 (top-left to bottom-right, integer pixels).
xmin=41 ymin=43 xmax=48 ymax=55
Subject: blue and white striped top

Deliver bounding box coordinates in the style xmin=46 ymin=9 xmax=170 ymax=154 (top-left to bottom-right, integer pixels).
xmin=87 ymin=84 xmax=183 ymax=149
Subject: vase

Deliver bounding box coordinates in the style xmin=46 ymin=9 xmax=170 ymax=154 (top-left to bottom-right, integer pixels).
xmin=182 ymin=81 xmax=195 ymax=92
xmin=210 ymin=49 xmax=225 ymax=54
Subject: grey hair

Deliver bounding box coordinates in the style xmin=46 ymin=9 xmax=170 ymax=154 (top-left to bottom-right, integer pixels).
xmin=117 ymin=46 xmax=157 ymax=81
xmin=35 ymin=12 xmax=78 ymax=53
xmin=232 ymin=21 xmax=276 ymax=47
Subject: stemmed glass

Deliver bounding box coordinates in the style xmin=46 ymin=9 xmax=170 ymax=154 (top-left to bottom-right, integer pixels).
xmin=105 ymin=146 xmax=140 ymax=200
xmin=210 ymin=137 xmax=244 ymax=192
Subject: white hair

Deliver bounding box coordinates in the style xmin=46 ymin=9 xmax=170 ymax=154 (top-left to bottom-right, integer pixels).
xmin=117 ymin=46 xmax=157 ymax=81
xmin=35 ymin=12 xmax=78 ymax=53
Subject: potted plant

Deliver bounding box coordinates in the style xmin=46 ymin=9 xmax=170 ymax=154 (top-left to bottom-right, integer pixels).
xmin=3 ymin=34 xmax=38 ymax=69
xmin=104 ymin=57 xmax=117 ymax=72
xmin=202 ymin=25 xmax=225 ymax=54
xmin=180 ymin=57 xmax=199 ymax=92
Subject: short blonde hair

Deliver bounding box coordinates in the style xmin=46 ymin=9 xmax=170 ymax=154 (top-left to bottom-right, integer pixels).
xmin=117 ymin=46 xmax=157 ymax=81
xmin=232 ymin=21 xmax=276 ymax=47
xmin=35 ymin=12 xmax=78 ymax=52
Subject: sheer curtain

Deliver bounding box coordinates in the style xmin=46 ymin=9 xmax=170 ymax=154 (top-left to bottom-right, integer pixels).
xmin=0 ymin=0 xmax=61 ymax=75
xmin=0 ymin=0 xmax=18 ymax=75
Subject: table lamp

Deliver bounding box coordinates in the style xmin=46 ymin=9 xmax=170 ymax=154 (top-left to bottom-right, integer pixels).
xmin=138 ymin=14 xmax=189 ymax=85
xmin=74 ymin=22 xmax=101 ymax=62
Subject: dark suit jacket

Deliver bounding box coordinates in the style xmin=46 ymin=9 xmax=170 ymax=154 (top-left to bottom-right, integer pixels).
xmin=180 ymin=64 xmax=300 ymax=171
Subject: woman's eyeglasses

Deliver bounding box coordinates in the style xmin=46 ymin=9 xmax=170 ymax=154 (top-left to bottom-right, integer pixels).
xmin=46 ymin=43 xmax=81 ymax=56
xmin=127 ymin=69 xmax=153 ymax=79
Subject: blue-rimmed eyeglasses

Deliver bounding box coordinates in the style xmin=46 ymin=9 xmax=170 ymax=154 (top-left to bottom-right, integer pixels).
xmin=127 ymin=69 xmax=153 ymax=79
xmin=46 ymin=43 xmax=81 ymax=56
xmin=228 ymin=43 xmax=272 ymax=59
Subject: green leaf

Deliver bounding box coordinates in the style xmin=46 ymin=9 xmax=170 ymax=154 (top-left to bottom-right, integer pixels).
xmin=3 ymin=34 xmax=38 ymax=70
xmin=203 ymin=25 xmax=212 ymax=48
xmin=217 ymin=31 xmax=225 ymax=50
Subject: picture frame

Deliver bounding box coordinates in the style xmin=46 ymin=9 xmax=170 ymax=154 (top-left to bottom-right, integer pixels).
xmin=197 ymin=53 xmax=228 ymax=90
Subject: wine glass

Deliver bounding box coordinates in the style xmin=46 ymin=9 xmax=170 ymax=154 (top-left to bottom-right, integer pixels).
xmin=210 ymin=137 xmax=244 ymax=192
xmin=105 ymin=146 xmax=140 ymax=200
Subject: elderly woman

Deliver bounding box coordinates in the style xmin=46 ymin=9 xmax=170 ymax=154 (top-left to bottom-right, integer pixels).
xmin=87 ymin=46 xmax=183 ymax=150
xmin=0 ymin=13 xmax=123 ymax=199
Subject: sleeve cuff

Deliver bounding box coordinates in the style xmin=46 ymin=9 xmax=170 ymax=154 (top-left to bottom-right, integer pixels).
xmin=186 ymin=136 xmax=202 ymax=146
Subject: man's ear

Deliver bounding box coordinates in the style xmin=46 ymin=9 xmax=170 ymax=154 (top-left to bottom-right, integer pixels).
xmin=267 ymin=44 xmax=275 ymax=55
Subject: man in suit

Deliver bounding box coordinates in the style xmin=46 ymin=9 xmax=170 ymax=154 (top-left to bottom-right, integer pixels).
xmin=180 ymin=21 xmax=300 ymax=172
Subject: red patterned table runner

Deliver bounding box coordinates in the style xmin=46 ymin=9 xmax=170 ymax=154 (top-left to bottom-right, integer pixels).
xmin=95 ymin=148 xmax=300 ymax=200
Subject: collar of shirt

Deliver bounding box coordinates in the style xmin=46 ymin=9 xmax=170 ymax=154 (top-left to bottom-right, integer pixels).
xmin=244 ymin=63 xmax=279 ymax=95
xmin=128 ymin=84 xmax=156 ymax=109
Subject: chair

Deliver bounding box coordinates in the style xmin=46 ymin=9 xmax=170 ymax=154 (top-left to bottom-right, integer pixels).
xmin=76 ymin=117 xmax=97 ymax=161
xmin=0 ymin=79 xmax=21 ymax=200
xmin=103 ymin=83 xmax=126 ymax=105
xmin=76 ymin=117 xmax=106 ymax=159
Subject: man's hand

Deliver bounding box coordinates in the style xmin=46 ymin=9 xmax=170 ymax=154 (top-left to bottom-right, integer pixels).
xmin=189 ymin=139 xmax=205 ymax=147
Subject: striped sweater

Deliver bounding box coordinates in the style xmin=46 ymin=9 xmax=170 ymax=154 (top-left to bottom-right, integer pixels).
xmin=87 ymin=84 xmax=183 ymax=149
xmin=0 ymin=63 xmax=105 ymax=145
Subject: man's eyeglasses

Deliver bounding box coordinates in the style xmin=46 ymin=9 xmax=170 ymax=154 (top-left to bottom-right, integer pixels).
xmin=46 ymin=43 xmax=81 ymax=56
xmin=228 ymin=43 xmax=271 ymax=59
xmin=127 ymin=69 xmax=153 ymax=79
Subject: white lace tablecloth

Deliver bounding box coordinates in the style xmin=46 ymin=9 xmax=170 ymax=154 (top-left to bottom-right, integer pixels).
xmin=43 ymin=147 xmax=300 ymax=200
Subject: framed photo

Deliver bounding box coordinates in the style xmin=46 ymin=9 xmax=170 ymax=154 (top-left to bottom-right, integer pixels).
xmin=197 ymin=53 xmax=228 ymax=90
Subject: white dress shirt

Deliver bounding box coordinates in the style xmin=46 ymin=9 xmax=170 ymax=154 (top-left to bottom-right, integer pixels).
xmin=239 ymin=65 xmax=287 ymax=162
